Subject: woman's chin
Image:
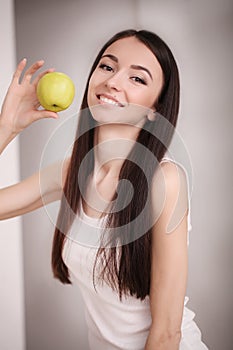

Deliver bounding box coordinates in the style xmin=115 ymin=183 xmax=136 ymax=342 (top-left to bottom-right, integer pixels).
xmin=89 ymin=103 xmax=148 ymax=127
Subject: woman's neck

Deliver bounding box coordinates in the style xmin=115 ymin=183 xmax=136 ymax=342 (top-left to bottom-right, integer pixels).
xmin=93 ymin=123 xmax=140 ymax=180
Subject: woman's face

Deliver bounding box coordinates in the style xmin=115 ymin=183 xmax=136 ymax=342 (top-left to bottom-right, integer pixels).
xmin=87 ymin=36 xmax=164 ymax=126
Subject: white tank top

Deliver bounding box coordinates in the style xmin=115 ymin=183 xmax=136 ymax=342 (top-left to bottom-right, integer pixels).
xmin=62 ymin=159 xmax=208 ymax=350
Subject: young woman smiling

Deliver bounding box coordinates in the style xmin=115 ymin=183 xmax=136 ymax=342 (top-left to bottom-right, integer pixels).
xmin=0 ymin=29 xmax=208 ymax=350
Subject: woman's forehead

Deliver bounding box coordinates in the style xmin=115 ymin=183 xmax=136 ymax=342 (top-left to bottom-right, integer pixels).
xmin=102 ymin=37 xmax=163 ymax=80
xmin=104 ymin=37 xmax=149 ymax=55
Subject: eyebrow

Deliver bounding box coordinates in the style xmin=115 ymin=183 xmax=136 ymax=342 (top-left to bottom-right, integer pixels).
xmin=101 ymin=54 xmax=153 ymax=81
xmin=131 ymin=65 xmax=153 ymax=81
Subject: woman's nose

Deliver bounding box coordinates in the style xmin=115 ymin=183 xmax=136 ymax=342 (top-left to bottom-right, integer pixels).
xmin=105 ymin=72 xmax=123 ymax=91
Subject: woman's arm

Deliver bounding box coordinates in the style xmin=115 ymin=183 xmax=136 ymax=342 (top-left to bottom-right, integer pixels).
xmin=0 ymin=58 xmax=63 ymax=219
xmin=145 ymin=161 xmax=189 ymax=350
xmin=0 ymin=158 xmax=70 ymax=220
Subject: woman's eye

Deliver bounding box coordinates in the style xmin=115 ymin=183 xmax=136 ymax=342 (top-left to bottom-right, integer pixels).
xmin=131 ymin=76 xmax=147 ymax=85
xmin=99 ymin=63 xmax=113 ymax=72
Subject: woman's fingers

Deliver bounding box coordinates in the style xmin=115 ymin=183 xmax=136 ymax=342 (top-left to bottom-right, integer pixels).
xmin=21 ymin=60 xmax=45 ymax=84
xmin=12 ymin=59 xmax=54 ymax=87
xmin=12 ymin=58 xmax=27 ymax=83
xmin=33 ymin=67 xmax=55 ymax=86
xmin=32 ymin=109 xmax=58 ymax=121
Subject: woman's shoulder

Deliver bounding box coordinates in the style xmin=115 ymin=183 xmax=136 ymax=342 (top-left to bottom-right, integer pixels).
xmin=158 ymin=157 xmax=189 ymax=186
xmin=157 ymin=157 xmax=188 ymax=182
xmin=151 ymin=156 xmax=190 ymax=230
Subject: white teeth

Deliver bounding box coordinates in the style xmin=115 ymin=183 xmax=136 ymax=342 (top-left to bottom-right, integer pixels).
xmin=100 ymin=96 xmax=121 ymax=106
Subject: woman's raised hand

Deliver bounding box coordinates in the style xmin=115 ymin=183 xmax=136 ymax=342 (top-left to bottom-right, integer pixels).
xmin=0 ymin=58 xmax=58 ymax=135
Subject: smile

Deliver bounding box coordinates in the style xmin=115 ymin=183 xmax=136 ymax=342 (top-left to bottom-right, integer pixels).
xmin=98 ymin=95 xmax=125 ymax=107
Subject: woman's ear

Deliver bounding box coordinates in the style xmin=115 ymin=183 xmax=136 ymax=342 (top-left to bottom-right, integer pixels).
xmin=147 ymin=109 xmax=156 ymax=121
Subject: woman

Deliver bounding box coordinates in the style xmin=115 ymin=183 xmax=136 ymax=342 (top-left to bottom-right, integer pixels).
xmin=0 ymin=29 xmax=208 ymax=349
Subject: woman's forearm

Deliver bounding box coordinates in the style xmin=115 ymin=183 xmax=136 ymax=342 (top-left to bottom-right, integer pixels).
xmin=0 ymin=119 xmax=18 ymax=155
xmin=144 ymin=328 xmax=181 ymax=350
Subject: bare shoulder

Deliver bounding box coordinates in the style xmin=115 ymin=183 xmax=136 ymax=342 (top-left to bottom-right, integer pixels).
xmin=151 ymin=160 xmax=189 ymax=234
xmin=153 ymin=159 xmax=188 ymax=186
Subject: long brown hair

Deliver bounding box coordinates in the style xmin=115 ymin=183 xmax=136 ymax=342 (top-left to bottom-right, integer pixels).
xmin=52 ymin=29 xmax=180 ymax=300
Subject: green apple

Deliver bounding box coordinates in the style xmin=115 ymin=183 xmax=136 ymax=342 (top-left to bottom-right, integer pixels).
xmin=36 ymin=72 xmax=75 ymax=112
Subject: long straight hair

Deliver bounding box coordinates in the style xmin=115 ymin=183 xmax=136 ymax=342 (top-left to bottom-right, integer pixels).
xmin=52 ymin=29 xmax=180 ymax=300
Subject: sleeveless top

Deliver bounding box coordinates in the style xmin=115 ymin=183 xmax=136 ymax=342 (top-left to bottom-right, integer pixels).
xmin=62 ymin=158 xmax=209 ymax=350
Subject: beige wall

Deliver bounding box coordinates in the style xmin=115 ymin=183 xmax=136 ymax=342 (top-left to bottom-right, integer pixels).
xmin=13 ymin=0 xmax=233 ymax=349
xmin=0 ymin=0 xmax=25 ymax=349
